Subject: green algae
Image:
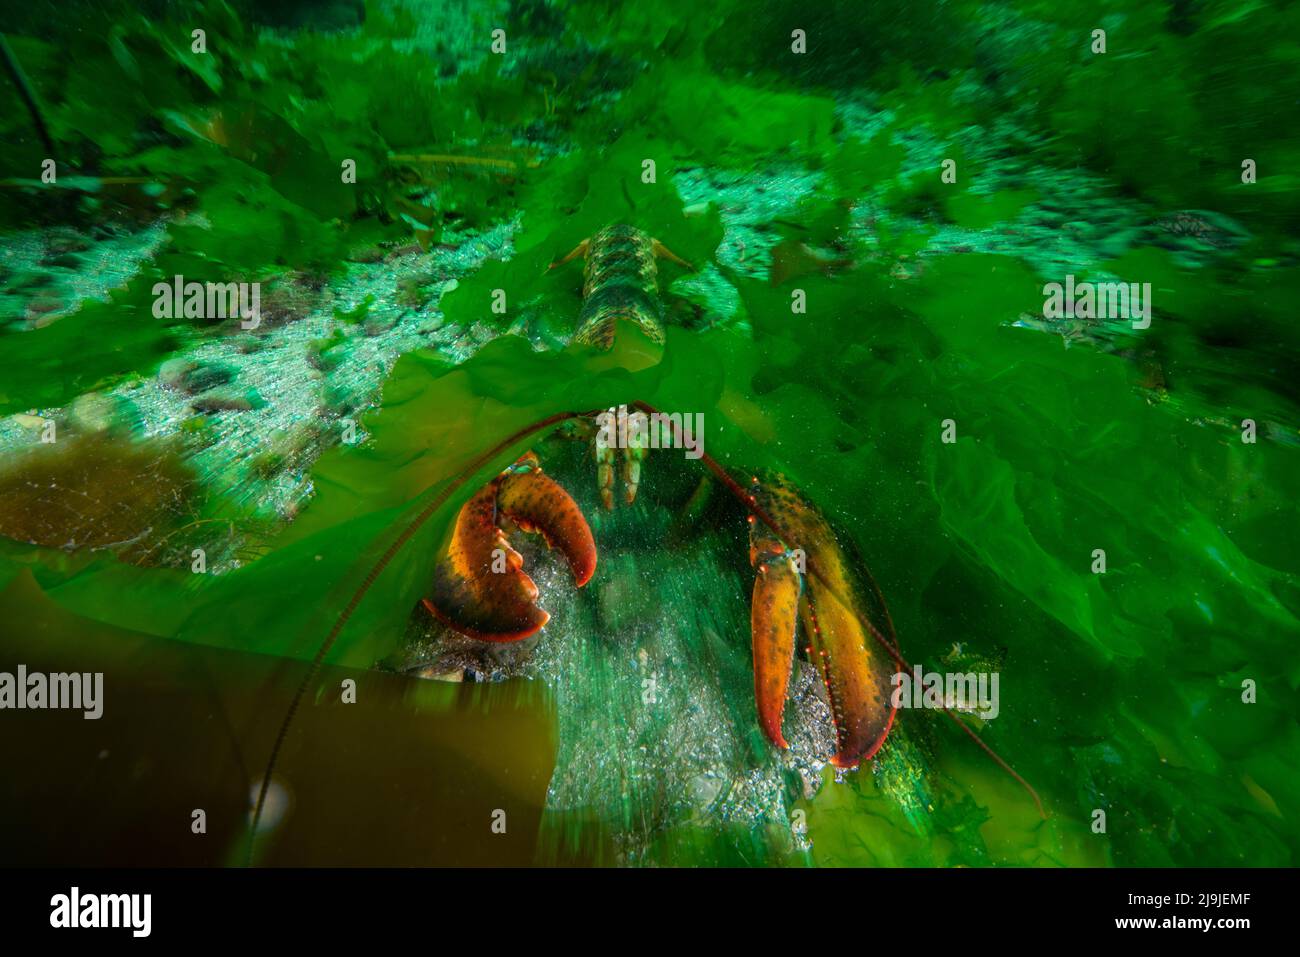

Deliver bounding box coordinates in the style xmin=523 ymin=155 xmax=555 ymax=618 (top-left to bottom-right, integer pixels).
xmin=0 ymin=0 xmax=1298 ymax=867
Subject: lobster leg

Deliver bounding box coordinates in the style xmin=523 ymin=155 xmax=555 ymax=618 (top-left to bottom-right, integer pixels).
xmin=593 ymin=404 xmax=650 ymax=509
xmin=651 ymin=238 xmax=694 ymax=271
xmin=548 ymin=238 xmax=590 ymax=271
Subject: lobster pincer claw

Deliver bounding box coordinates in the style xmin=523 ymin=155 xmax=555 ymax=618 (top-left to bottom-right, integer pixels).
xmin=423 ymin=453 xmax=596 ymax=641
xmin=747 ymin=472 xmax=899 ymax=768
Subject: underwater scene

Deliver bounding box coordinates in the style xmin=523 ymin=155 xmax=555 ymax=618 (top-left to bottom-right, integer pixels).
xmin=0 ymin=0 xmax=1297 ymax=872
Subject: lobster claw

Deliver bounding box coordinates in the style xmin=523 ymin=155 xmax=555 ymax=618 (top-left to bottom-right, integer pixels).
xmin=747 ymin=473 xmax=899 ymax=768
xmin=424 ymin=454 xmax=596 ymax=641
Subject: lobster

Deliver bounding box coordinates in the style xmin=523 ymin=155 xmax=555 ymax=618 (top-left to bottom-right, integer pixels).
xmin=250 ymin=225 xmax=1044 ymax=856
xmin=423 ymin=224 xmax=900 ymax=768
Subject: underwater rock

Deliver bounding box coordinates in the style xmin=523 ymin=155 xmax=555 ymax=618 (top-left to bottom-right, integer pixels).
xmin=258 ymin=275 xmax=331 ymax=327
xmin=409 ymin=665 xmax=466 ymax=682
xmin=688 ymin=773 xmax=724 ymax=807
xmin=157 ymin=358 xmax=192 ymax=386
xmin=396 ymin=276 xmax=434 ymax=310
xmin=184 ymin=364 xmax=238 ymax=394
xmin=189 ymin=388 xmax=265 ymax=413
xmin=41 ymin=253 xmax=85 ymax=270
xmin=158 ymin=358 xmax=237 ymax=395
xmin=68 ymin=391 xmax=141 ymax=436
xmin=362 ymin=312 xmax=401 ymax=337
xmin=10 ymin=412 xmax=50 ymax=431
xmin=43 ymin=230 xmax=91 ymax=260
xmin=23 ymin=294 xmax=65 ymax=324
xmin=487 ymin=634 xmax=541 ymax=669
xmin=346 ymin=244 xmax=387 ymax=264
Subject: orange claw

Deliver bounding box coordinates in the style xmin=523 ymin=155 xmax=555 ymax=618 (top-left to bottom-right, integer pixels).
xmin=751 ymin=548 xmax=801 ymax=750
xmin=424 ymin=454 xmax=596 ymax=642
xmin=747 ymin=473 xmax=899 ymax=768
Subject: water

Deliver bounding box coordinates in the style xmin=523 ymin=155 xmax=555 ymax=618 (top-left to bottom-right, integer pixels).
xmin=0 ymin=0 xmax=1297 ymax=867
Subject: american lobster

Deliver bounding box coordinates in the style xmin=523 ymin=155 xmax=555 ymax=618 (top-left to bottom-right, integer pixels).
xmin=250 ymin=225 xmax=1043 ymax=853
xmin=421 ymin=224 xmax=899 ymax=768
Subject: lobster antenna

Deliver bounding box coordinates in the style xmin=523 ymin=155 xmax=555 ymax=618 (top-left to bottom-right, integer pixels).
xmin=246 ymin=409 xmax=591 ymax=865
xmin=631 ymin=399 xmax=1047 ymax=820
